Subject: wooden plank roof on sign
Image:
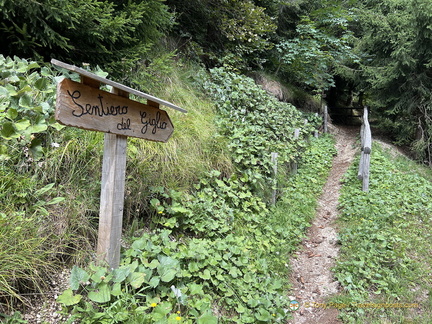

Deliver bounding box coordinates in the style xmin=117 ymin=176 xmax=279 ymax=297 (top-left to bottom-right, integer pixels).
xmin=51 ymin=59 xmax=187 ymax=114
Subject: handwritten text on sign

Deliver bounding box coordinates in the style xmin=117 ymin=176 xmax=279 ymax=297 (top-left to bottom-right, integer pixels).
xmin=55 ymin=78 xmax=174 ymax=142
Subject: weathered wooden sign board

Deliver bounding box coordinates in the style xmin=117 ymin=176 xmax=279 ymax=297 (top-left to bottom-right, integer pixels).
xmin=56 ymin=78 xmax=174 ymax=142
xmin=51 ymin=59 xmax=186 ymax=269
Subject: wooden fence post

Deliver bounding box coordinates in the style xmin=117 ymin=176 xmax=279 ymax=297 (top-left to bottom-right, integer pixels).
xmin=362 ymin=154 xmax=371 ymax=192
xmin=358 ymin=122 xmax=365 ymax=179
xmin=323 ymin=105 xmax=328 ymax=133
xmin=358 ymin=106 xmax=372 ymax=192
xmin=291 ymin=129 xmax=300 ymax=174
xmin=97 ymin=133 xmax=127 ymax=269
xmin=362 ymin=108 xmax=372 ymax=154
xmin=271 ymin=152 xmax=278 ymax=205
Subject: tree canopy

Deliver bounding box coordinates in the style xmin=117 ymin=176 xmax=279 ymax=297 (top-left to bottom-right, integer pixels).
xmin=1 ymin=0 xmax=432 ymax=163
xmin=0 ymin=0 xmax=172 ymax=73
xmin=347 ymin=0 xmax=432 ymax=162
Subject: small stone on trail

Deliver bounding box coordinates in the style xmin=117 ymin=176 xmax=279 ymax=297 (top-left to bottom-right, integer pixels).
xmin=312 ymin=236 xmax=324 ymax=244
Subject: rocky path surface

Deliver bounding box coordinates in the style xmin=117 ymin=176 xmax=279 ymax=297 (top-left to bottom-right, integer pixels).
xmin=288 ymin=126 xmax=359 ymax=324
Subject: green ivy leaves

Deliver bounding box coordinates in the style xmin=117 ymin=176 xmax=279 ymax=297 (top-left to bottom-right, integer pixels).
xmin=0 ymin=55 xmax=63 ymax=161
xmin=59 ymin=230 xmax=293 ymax=322
xmin=57 ymin=288 xmax=83 ymax=306
xmin=158 ymin=256 xmax=180 ymax=283
xmin=70 ymin=266 xmax=90 ymax=290
xmin=334 ymin=143 xmax=432 ymax=321
xmin=203 ymin=67 xmax=320 ymax=186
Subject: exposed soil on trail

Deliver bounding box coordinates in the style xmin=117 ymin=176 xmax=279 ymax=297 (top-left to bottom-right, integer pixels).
xmin=16 ymin=269 xmax=70 ymax=324
xmin=288 ymin=125 xmax=359 ymax=324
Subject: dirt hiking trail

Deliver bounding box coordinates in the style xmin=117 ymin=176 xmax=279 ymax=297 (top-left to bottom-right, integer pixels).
xmin=288 ymin=125 xmax=359 ymax=324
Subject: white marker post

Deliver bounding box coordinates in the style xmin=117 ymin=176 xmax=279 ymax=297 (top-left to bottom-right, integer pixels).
xmin=52 ymin=59 xmax=186 ymax=268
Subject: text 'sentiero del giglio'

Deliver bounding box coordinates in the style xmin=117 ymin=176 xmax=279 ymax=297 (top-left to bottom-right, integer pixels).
xmin=55 ymin=78 xmax=173 ymax=142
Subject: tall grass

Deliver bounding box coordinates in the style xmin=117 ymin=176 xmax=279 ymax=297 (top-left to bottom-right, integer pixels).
xmin=0 ymin=169 xmax=58 ymax=307
xmin=120 ymin=62 xmax=233 ymax=223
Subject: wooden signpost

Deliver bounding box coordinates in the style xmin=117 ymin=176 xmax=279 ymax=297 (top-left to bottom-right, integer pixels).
xmin=56 ymin=78 xmax=174 ymax=142
xmin=52 ymin=59 xmax=186 ymax=269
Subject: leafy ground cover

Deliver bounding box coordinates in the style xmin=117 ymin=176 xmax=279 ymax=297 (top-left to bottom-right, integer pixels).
xmin=56 ymin=135 xmax=336 ymax=323
xmin=0 ymin=55 xmax=336 ymax=323
xmin=332 ymin=143 xmax=432 ymax=323
xmin=53 ymin=69 xmax=334 ymax=322
xmin=0 ymin=55 xmax=229 ymax=311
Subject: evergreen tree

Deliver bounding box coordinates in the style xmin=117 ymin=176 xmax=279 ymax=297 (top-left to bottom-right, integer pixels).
xmin=0 ymin=0 xmax=173 ymax=73
xmin=352 ymin=0 xmax=432 ymax=162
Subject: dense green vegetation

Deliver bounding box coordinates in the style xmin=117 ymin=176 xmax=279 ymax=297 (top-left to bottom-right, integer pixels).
xmin=52 ymin=69 xmax=335 ymax=322
xmin=344 ymin=0 xmax=432 ymax=163
xmin=333 ymin=144 xmax=432 ymax=323
xmin=2 ymin=0 xmax=432 ymax=322
xmin=0 ymin=53 xmax=333 ymax=321
xmin=3 ymin=0 xmax=432 ymax=160
xmin=0 ymin=0 xmax=171 ymax=75
xmin=55 ymin=136 xmax=335 ymax=323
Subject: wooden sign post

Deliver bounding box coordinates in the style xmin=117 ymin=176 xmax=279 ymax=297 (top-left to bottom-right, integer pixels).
xmin=52 ymin=59 xmax=186 ymax=269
